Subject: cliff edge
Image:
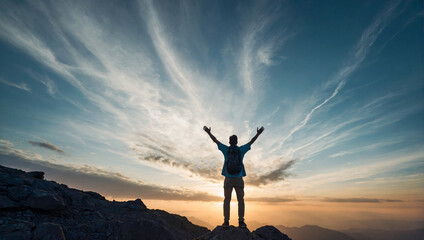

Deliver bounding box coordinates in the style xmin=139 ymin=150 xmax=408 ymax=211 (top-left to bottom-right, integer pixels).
xmin=0 ymin=164 xmax=290 ymax=240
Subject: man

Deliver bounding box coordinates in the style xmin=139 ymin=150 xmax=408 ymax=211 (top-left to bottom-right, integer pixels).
xmin=203 ymin=125 xmax=264 ymax=228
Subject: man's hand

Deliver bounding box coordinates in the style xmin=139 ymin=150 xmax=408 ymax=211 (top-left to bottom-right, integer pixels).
xmin=249 ymin=126 xmax=264 ymax=145
xmin=257 ymin=126 xmax=264 ymax=135
xmin=203 ymin=126 xmax=219 ymax=144
xmin=203 ymin=126 xmax=211 ymax=133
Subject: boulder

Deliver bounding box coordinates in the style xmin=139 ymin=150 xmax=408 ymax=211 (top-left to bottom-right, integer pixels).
xmin=24 ymin=190 xmax=65 ymax=210
xmin=197 ymin=226 xmax=258 ymax=240
xmin=125 ymin=198 xmax=147 ymax=211
xmin=28 ymin=171 xmax=45 ymax=180
xmin=84 ymin=191 xmax=106 ymax=200
xmin=150 ymin=209 xmax=209 ymax=238
xmin=0 ymin=219 xmax=34 ymax=240
xmin=67 ymin=191 xmax=96 ymax=210
xmin=21 ymin=209 xmax=35 ymax=218
xmin=198 ymin=225 xmax=292 ymax=240
xmin=88 ymin=220 xmax=108 ymax=233
xmin=33 ymin=222 xmax=66 ymax=240
xmin=0 ymin=175 xmax=25 ymax=186
xmin=0 ymin=194 xmax=19 ymax=208
xmin=253 ymin=226 xmax=292 ymax=240
xmin=118 ymin=219 xmax=175 ymax=240
xmin=7 ymin=185 xmax=32 ymax=201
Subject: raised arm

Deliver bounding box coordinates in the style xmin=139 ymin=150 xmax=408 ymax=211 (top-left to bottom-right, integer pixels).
xmin=203 ymin=126 xmax=221 ymax=145
xmin=249 ymin=126 xmax=264 ymax=145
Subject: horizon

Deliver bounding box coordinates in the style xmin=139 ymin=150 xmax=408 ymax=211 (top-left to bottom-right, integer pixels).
xmin=0 ymin=0 xmax=423 ymax=231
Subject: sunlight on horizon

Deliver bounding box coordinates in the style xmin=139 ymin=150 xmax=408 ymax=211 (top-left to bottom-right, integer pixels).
xmin=140 ymin=199 xmax=424 ymax=230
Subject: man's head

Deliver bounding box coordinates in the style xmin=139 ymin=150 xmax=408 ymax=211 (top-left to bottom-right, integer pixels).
xmin=229 ymin=135 xmax=238 ymax=146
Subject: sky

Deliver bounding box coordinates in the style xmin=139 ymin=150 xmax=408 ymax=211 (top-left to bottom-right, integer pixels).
xmin=0 ymin=0 xmax=423 ymax=230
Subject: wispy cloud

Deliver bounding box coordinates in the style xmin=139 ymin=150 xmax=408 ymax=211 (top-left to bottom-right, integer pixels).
xmin=0 ymin=139 xmax=43 ymax=161
xmin=26 ymin=70 xmax=58 ymax=96
xmin=322 ymin=197 xmax=403 ymax=203
xmin=0 ymin=0 xmax=419 ymax=193
xmin=297 ymin=100 xmax=422 ymax=161
xmin=28 ymin=140 xmax=67 ymax=155
xmin=329 ymin=138 xmax=402 ymax=158
xmin=246 ymin=159 xmax=296 ymax=186
xmin=272 ymin=0 xmax=402 ymax=151
xmin=0 ymin=142 xmax=220 ymax=201
xmin=0 ymin=139 xmax=14 ymax=148
xmin=245 ymin=196 xmax=297 ymax=203
xmin=0 ymin=78 xmax=31 ymax=92
xmin=293 ymin=149 xmax=424 ymax=193
xmin=238 ymin=1 xmax=291 ymax=93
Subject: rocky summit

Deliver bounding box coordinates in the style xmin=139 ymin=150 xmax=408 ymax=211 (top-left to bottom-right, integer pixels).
xmin=196 ymin=226 xmax=291 ymax=240
xmin=0 ymin=165 xmax=290 ymax=240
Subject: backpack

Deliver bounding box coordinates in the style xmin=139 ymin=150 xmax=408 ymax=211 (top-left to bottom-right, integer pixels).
xmin=226 ymin=146 xmax=242 ymax=175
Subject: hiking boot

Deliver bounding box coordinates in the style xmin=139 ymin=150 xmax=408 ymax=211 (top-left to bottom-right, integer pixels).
xmin=238 ymin=220 xmax=247 ymax=228
xmin=221 ymin=220 xmax=229 ymax=228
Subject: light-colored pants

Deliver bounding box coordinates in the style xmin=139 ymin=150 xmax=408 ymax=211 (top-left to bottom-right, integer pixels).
xmin=223 ymin=177 xmax=244 ymax=221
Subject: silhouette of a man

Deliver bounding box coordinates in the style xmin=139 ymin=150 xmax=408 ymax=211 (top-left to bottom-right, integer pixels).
xmin=203 ymin=126 xmax=264 ymax=228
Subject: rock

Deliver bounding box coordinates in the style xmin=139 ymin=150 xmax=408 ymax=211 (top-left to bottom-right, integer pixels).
xmin=65 ymin=189 xmax=105 ymax=210
xmin=0 ymin=219 xmax=34 ymax=240
xmin=28 ymin=171 xmax=45 ymax=180
xmin=198 ymin=225 xmax=292 ymax=240
xmin=22 ymin=209 xmax=35 ymax=218
xmin=118 ymin=219 xmax=175 ymax=240
xmin=197 ymin=226 xmax=258 ymax=240
xmin=0 ymin=164 xmax=211 ymax=240
xmin=7 ymin=185 xmax=32 ymax=201
xmin=0 ymin=194 xmax=19 ymax=208
xmin=67 ymin=189 xmax=85 ymax=204
xmin=84 ymin=191 xmax=106 ymax=200
xmin=150 ymin=209 xmax=210 ymax=239
xmin=35 ymin=179 xmax=61 ymax=192
xmin=24 ymin=190 xmax=66 ymax=210
xmin=0 ymin=175 xmax=25 ymax=186
xmin=33 ymin=222 xmax=66 ymax=240
xmin=78 ymin=198 xmax=96 ymax=211
xmin=125 ymin=198 xmax=147 ymax=211
xmin=89 ymin=220 xmax=107 ymax=233
xmin=253 ymin=226 xmax=292 ymax=240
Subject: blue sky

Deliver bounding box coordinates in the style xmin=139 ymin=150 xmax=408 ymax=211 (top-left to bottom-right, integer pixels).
xmin=0 ymin=0 xmax=423 ymax=218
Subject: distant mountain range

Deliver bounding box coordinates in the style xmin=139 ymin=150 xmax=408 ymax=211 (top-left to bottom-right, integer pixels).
xmin=277 ymin=225 xmax=355 ymax=240
xmin=343 ymin=228 xmax=424 ymax=240
xmin=276 ymin=224 xmax=424 ymax=240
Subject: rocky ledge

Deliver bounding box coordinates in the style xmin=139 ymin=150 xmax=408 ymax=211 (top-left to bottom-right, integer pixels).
xmin=0 ymin=165 xmax=290 ymax=240
xmin=196 ymin=226 xmax=291 ymax=240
